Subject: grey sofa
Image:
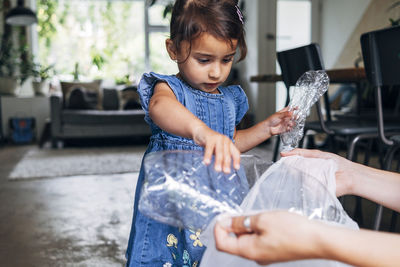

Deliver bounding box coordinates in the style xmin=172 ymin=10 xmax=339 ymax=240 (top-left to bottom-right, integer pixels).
xmin=50 ymin=93 xmax=151 ymax=147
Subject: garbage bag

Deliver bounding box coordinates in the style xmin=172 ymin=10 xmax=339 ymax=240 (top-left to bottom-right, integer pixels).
xmin=138 ymin=150 xmax=358 ymax=266
xmin=200 ymin=155 xmax=358 ymax=267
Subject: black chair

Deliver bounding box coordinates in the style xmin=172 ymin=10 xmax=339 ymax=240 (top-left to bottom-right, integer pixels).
xmin=273 ymin=43 xmax=398 ymax=163
xmin=0 ymin=98 xmax=3 ymax=143
xmin=275 ymin=43 xmax=400 ymax=227
xmin=361 ymin=25 xmax=400 ymax=231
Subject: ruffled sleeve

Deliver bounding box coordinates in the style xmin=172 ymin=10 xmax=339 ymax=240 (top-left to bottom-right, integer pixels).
xmin=228 ymin=85 xmax=249 ymax=125
xmin=137 ymin=72 xmax=184 ymax=124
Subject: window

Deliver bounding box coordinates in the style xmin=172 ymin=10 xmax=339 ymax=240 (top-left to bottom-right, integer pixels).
xmin=145 ymin=1 xmax=177 ymax=75
xmin=36 ymin=0 xmax=177 ymax=84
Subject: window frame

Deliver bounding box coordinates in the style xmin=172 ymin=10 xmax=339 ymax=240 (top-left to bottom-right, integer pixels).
xmin=28 ymin=0 xmax=170 ymax=76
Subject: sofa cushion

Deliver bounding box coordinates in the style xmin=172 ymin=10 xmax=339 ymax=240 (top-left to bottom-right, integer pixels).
xmin=66 ymin=87 xmax=95 ymax=109
xmin=62 ymin=109 xmax=146 ymax=125
xmin=102 ymin=88 xmax=120 ymax=110
xmin=60 ymin=80 xmax=102 ymax=109
xmin=121 ymin=86 xmax=141 ymax=110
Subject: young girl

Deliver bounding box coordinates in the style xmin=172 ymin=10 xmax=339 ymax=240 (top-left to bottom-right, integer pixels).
xmin=126 ymin=0 xmax=294 ymax=266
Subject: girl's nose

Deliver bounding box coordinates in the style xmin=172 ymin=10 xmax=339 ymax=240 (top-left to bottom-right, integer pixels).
xmin=209 ymin=63 xmax=221 ymax=79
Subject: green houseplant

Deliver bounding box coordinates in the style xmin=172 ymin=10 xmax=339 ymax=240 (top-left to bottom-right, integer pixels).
xmin=0 ymin=35 xmax=19 ymax=95
xmin=30 ymin=62 xmax=55 ymax=95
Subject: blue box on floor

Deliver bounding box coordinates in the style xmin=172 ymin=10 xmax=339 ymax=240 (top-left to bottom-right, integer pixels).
xmin=9 ymin=117 xmax=35 ymax=144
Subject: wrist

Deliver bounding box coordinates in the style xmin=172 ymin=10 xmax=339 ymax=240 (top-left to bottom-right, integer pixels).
xmin=346 ymin=161 xmax=369 ymax=196
xmin=191 ymin=121 xmax=209 ymax=146
xmin=261 ymin=119 xmax=273 ymax=139
xmin=312 ymin=221 xmax=336 ymax=260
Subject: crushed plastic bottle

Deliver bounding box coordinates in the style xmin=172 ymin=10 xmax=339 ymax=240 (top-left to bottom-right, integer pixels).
xmin=280 ymin=70 xmax=329 ymax=151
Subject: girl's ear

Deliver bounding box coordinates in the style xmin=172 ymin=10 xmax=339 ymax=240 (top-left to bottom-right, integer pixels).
xmin=166 ymin=39 xmax=177 ymax=61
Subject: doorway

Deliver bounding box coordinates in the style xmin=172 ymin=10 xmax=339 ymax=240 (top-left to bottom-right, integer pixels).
xmin=276 ymin=0 xmax=312 ymax=110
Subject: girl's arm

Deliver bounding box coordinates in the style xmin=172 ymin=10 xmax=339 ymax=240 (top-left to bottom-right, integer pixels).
xmin=234 ymin=107 xmax=293 ymax=153
xmin=281 ymin=148 xmax=400 ymax=213
xmin=149 ymin=82 xmax=240 ymax=173
xmin=215 ymin=211 xmax=400 ymax=267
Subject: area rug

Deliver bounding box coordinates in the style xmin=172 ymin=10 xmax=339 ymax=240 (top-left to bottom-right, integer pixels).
xmin=8 ymin=146 xmax=147 ymax=180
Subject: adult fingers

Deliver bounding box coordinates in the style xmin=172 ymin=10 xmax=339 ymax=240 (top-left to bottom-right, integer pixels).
xmin=214 ymin=222 xmax=240 ymax=253
xmin=280 ymin=148 xmax=331 ymax=159
xmin=215 ymin=221 xmax=261 ymax=259
xmin=231 ymin=215 xmax=254 ymax=234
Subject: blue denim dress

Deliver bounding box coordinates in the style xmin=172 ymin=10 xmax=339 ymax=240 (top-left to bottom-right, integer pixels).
xmin=126 ymin=72 xmax=249 ymax=267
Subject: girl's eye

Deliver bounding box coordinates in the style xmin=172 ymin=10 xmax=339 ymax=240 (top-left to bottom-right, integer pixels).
xmin=223 ymin=57 xmax=233 ymax=63
xmin=197 ymin=58 xmax=209 ymax=64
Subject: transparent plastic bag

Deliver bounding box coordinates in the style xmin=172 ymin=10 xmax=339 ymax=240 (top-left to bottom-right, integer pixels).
xmin=138 ymin=150 xmax=358 ymax=266
xmin=138 ymin=150 xmax=352 ymax=231
xmin=138 ymin=150 xmax=271 ymax=232
xmin=280 ymin=70 xmax=329 ymax=151
xmin=240 ymin=155 xmax=345 ymax=223
xmin=200 ymin=155 xmax=358 ymax=267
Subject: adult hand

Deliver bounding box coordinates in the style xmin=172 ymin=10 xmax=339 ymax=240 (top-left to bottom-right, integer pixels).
xmin=280 ymin=148 xmax=355 ymax=197
xmin=193 ymin=125 xmax=241 ymax=173
xmin=214 ymin=211 xmax=322 ymax=265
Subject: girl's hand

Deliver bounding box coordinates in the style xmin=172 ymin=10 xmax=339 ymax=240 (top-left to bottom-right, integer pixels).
xmin=280 ymin=148 xmax=355 ymax=197
xmin=214 ymin=211 xmax=322 ymax=264
xmin=193 ymin=125 xmax=240 ymax=173
xmin=266 ymin=107 xmax=295 ymax=136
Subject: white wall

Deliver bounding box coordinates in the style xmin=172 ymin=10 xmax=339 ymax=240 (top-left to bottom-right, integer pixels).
xmin=320 ymin=0 xmax=371 ymax=68
xmin=238 ymin=0 xmax=277 ymax=123
xmin=237 ymin=0 xmax=258 ymax=115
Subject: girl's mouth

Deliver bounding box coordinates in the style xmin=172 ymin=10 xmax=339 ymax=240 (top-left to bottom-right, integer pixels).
xmin=205 ymin=83 xmax=219 ymax=88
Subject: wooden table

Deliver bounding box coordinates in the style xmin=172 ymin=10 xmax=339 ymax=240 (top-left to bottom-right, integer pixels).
xmin=250 ymin=67 xmax=366 ymax=84
xmin=250 ymin=67 xmax=368 ymax=115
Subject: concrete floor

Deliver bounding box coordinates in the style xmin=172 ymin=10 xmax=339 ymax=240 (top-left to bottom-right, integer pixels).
xmin=0 ymin=144 xmax=140 ymax=267
xmin=0 ymin=140 xmax=276 ymax=267
xmin=0 ymin=140 xmax=398 ymax=266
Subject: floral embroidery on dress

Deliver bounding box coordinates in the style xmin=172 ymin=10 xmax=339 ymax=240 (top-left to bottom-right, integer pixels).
xmin=182 ymin=249 xmax=191 ymax=267
xmin=189 ymin=230 xmax=203 ymax=247
xmin=163 ymin=262 xmax=172 ymax=267
xmin=167 ymin=233 xmax=178 ymax=248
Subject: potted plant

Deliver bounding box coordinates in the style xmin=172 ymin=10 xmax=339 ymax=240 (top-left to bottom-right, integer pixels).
xmin=30 ymin=62 xmax=55 ymax=95
xmin=0 ymin=35 xmax=19 ymax=95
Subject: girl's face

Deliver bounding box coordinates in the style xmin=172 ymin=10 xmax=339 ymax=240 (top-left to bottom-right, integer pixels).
xmin=167 ymin=33 xmax=238 ymax=94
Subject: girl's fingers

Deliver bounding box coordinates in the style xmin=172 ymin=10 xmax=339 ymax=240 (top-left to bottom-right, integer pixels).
xmin=214 ymin=141 xmax=223 ymax=172
xmin=231 ymin=144 xmax=241 ymax=170
xmin=280 ymin=106 xmax=290 ymax=112
xmin=203 ymin=143 xmax=213 ymax=165
xmin=202 ymin=133 xmax=241 ymax=173
xmin=223 ymin=140 xmax=232 ymax=173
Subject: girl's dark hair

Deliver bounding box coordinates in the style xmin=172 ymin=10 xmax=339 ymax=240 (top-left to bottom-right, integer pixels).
xmin=170 ymin=0 xmax=247 ymax=61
